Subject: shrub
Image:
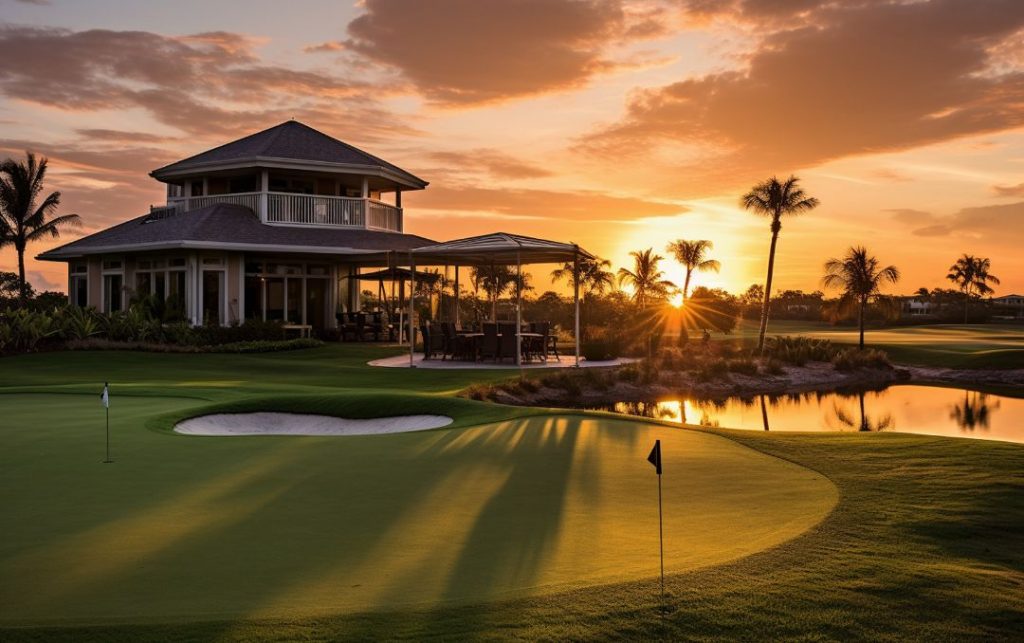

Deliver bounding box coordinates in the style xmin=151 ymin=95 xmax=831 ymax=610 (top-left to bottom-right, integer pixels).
xmin=727 ymin=358 xmax=760 ymax=376
xmin=832 ymin=347 xmax=891 ymax=371
xmin=762 ymin=358 xmax=786 ymax=375
xmin=581 ymin=336 xmax=621 ymax=361
xmin=762 ymin=336 xmax=837 ymax=365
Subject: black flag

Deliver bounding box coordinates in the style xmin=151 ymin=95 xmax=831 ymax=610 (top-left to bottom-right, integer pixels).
xmin=647 ymin=439 xmax=662 ymax=475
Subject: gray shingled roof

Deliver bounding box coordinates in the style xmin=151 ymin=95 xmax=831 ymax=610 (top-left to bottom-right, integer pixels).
xmin=38 ymin=203 xmax=436 ymax=260
xmin=150 ymin=121 xmax=428 ymax=188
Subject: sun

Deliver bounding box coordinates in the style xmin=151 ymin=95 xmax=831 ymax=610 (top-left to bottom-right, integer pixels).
xmin=670 ymin=292 xmax=685 ymax=308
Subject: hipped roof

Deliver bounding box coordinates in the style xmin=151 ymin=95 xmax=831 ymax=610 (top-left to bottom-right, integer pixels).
xmin=410 ymin=232 xmax=593 ymax=265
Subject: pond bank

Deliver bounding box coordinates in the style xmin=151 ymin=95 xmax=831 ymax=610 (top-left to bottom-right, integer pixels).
xmin=484 ymin=361 xmax=907 ymax=408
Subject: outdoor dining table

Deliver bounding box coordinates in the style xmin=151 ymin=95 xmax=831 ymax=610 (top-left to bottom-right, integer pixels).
xmin=456 ymin=331 xmax=545 ymax=362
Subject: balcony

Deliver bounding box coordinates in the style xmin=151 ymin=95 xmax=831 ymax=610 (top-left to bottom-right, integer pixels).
xmin=166 ymin=191 xmax=403 ymax=233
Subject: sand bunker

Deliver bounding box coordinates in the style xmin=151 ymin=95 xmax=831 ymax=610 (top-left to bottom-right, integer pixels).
xmin=175 ymin=412 xmax=453 ymax=436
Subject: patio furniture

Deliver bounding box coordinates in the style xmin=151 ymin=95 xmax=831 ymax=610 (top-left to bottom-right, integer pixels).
xmin=479 ymin=323 xmax=499 ymax=360
xmin=419 ymin=324 xmax=445 ymax=360
xmin=527 ymin=321 xmax=550 ymax=362
xmin=282 ymin=323 xmax=312 ymax=339
xmin=546 ymin=325 xmax=561 ymax=359
xmin=497 ymin=322 xmax=518 ymax=362
xmin=337 ymin=312 xmax=359 ymax=341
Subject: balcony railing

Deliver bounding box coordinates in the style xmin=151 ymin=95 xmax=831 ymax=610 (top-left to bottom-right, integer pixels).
xmin=166 ymin=191 xmax=403 ymax=233
xmin=168 ymin=191 xmax=262 ymax=215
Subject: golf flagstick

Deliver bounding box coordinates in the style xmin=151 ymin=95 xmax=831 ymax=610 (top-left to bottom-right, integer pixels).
xmin=647 ymin=439 xmax=664 ymax=602
xmin=101 ymin=382 xmax=111 ymax=463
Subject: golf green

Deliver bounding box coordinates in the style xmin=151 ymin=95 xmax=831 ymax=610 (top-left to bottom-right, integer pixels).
xmin=0 ymin=393 xmax=835 ymax=625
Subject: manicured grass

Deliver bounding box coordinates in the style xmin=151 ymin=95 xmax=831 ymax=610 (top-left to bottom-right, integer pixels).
xmin=1 ymin=344 xmax=1022 ymax=640
xmin=729 ymin=319 xmax=1024 ymax=368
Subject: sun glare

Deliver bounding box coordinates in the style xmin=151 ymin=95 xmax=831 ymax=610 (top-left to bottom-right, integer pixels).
xmin=670 ymin=293 xmax=685 ymax=308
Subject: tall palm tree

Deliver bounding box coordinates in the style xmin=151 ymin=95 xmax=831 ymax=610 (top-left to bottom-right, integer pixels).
xmin=0 ymin=152 xmax=80 ymax=303
xmin=822 ymin=245 xmax=900 ymax=349
xmin=665 ymin=239 xmax=720 ymax=303
xmin=616 ymin=248 xmax=675 ymax=310
xmin=741 ymin=175 xmax=819 ymax=351
xmin=946 ymin=254 xmax=1000 ymax=324
xmin=550 ymin=256 xmax=615 ymax=296
xmin=469 ymin=265 xmax=531 ymax=320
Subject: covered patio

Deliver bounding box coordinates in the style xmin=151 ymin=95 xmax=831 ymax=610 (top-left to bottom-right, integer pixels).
xmin=401 ymin=232 xmax=594 ymax=368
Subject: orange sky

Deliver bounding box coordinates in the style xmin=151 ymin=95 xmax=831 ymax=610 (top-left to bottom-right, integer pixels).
xmin=1 ymin=0 xmax=1022 ymax=297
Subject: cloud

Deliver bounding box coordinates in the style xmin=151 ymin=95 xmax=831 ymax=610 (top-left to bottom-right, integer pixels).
xmin=27 ymin=270 xmax=61 ymax=292
xmin=410 ymin=184 xmax=684 ymax=220
xmin=423 ymin=149 xmax=554 ymax=180
xmin=74 ymin=129 xmax=174 ymax=144
xmin=583 ymin=0 xmax=1024 ymax=193
xmin=0 ymin=26 xmax=416 ymax=142
xmin=890 ymin=201 xmax=1024 ymax=244
xmin=345 ymin=0 xmax=665 ymax=105
xmin=994 ymin=182 xmax=1024 ymax=197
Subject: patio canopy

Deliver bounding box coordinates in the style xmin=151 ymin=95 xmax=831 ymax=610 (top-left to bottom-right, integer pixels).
xmin=348 ymin=267 xmax=442 ymax=283
xmin=403 ymin=232 xmax=595 ymax=368
xmin=410 ymin=232 xmax=594 ymax=266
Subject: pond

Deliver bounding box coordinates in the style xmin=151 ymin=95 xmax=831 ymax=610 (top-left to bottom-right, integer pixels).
xmin=588 ymin=385 xmax=1024 ymax=444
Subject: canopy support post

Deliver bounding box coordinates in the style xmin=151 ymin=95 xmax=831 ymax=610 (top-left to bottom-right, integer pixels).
xmin=574 ymin=247 xmax=580 ymax=368
xmin=454 ymin=264 xmax=460 ymax=325
xmin=409 ymin=252 xmax=416 ymax=367
xmin=516 ymin=249 xmax=522 ymax=368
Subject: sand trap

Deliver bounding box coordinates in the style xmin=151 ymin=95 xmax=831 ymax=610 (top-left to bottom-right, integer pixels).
xmin=175 ymin=412 xmax=453 ymax=436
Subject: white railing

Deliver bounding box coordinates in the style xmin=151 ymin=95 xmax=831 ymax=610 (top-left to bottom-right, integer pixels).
xmin=267 ymin=193 xmax=366 ymax=227
xmin=165 ymin=191 xmax=403 ymax=232
xmin=168 ymin=192 xmax=261 ymax=214
xmin=367 ymin=199 xmax=403 ymax=232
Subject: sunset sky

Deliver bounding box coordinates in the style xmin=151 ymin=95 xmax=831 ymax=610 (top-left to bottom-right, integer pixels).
xmin=1 ymin=0 xmax=1022 ymax=297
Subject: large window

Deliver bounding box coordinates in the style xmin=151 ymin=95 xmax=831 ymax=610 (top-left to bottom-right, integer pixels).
xmin=103 ymin=274 xmax=123 ymax=313
xmin=70 ymin=263 xmax=88 ymax=308
xmin=244 ymin=260 xmax=331 ymax=328
xmin=133 ymin=257 xmax=187 ymax=321
xmin=202 ymin=270 xmax=223 ymax=325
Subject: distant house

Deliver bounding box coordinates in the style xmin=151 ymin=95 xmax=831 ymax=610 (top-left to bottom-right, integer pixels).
xmin=39 ymin=122 xmax=588 ymax=332
xmin=992 ymin=294 xmax=1024 ymax=318
xmin=901 ymin=297 xmax=933 ymax=316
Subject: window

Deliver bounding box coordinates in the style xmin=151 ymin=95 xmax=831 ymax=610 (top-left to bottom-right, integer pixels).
xmin=201 ymin=271 xmax=223 ymax=325
xmin=70 ymin=275 xmax=88 ymax=307
xmin=244 ymin=276 xmax=262 ymax=320
xmin=135 ymin=272 xmax=152 ymax=296
xmin=103 ymin=274 xmax=123 ymax=313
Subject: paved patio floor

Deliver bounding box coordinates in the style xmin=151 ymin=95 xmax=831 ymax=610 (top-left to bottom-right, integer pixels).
xmin=369 ymin=354 xmax=636 ymax=369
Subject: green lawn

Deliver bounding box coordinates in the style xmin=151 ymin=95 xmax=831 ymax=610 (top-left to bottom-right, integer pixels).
xmin=1 ymin=345 xmax=1022 ymax=640
xmin=729 ymin=319 xmax=1024 ymax=368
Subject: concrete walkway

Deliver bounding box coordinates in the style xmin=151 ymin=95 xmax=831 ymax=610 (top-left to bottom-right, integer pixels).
xmin=369 ymin=354 xmax=636 ymax=369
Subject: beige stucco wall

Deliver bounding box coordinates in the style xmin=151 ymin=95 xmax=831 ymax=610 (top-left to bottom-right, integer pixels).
xmin=226 ymin=253 xmax=242 ymax=324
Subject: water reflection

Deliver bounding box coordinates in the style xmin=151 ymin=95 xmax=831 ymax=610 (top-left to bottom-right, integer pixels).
xmin=589 ymin=385 xmax=1024 ymax=444
xmin=949 ymin=391 xmax=999 ymax=431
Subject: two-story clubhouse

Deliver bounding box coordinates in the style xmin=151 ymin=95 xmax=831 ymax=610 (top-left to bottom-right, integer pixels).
xmin=39 ymin=121 xmax=453 ymax=330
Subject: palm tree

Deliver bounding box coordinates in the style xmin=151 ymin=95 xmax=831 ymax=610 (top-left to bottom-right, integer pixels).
xmin=616 ymin=248 xmax=675 ymax=310
xmin=946 ymin=254 xmax=1000 ymax=324
xmin=741 ymin=175 xmax=819 ymax=351
xmin=550 ymin=256 xmax=615 ymax=296
xmin=0 ymin=152 xmax=81 ymax=303
xmin=822 ymin=246 xmax=900 ymax=349
xmin=469 ymin=265 xmax=531 ymax=320
xmin=665 ymin=239 xmax=720 ymax=303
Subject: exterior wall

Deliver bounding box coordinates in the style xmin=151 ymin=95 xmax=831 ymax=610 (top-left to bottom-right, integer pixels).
xmin=87 ymin=257 xmax=102 ymax=308
xmin=226 ymin=253 xmax=242 ymax=324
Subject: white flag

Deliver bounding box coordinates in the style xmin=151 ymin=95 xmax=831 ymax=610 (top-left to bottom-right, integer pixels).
xmin=101 ymin=384 xmax=109 ymax=409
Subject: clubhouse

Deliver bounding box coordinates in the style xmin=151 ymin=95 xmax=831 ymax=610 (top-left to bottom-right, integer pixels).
xmin=39 ymin=121 xmax=590 ymax=338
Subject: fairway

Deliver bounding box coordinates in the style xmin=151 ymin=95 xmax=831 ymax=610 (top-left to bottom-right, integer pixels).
xmin=729 ymin=320 xmax=1024 ymax=368
xmin=0 ymin=393 xmax=835 ymax=624
xmin=1 ymin=345 xmax=1021 ymax=641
